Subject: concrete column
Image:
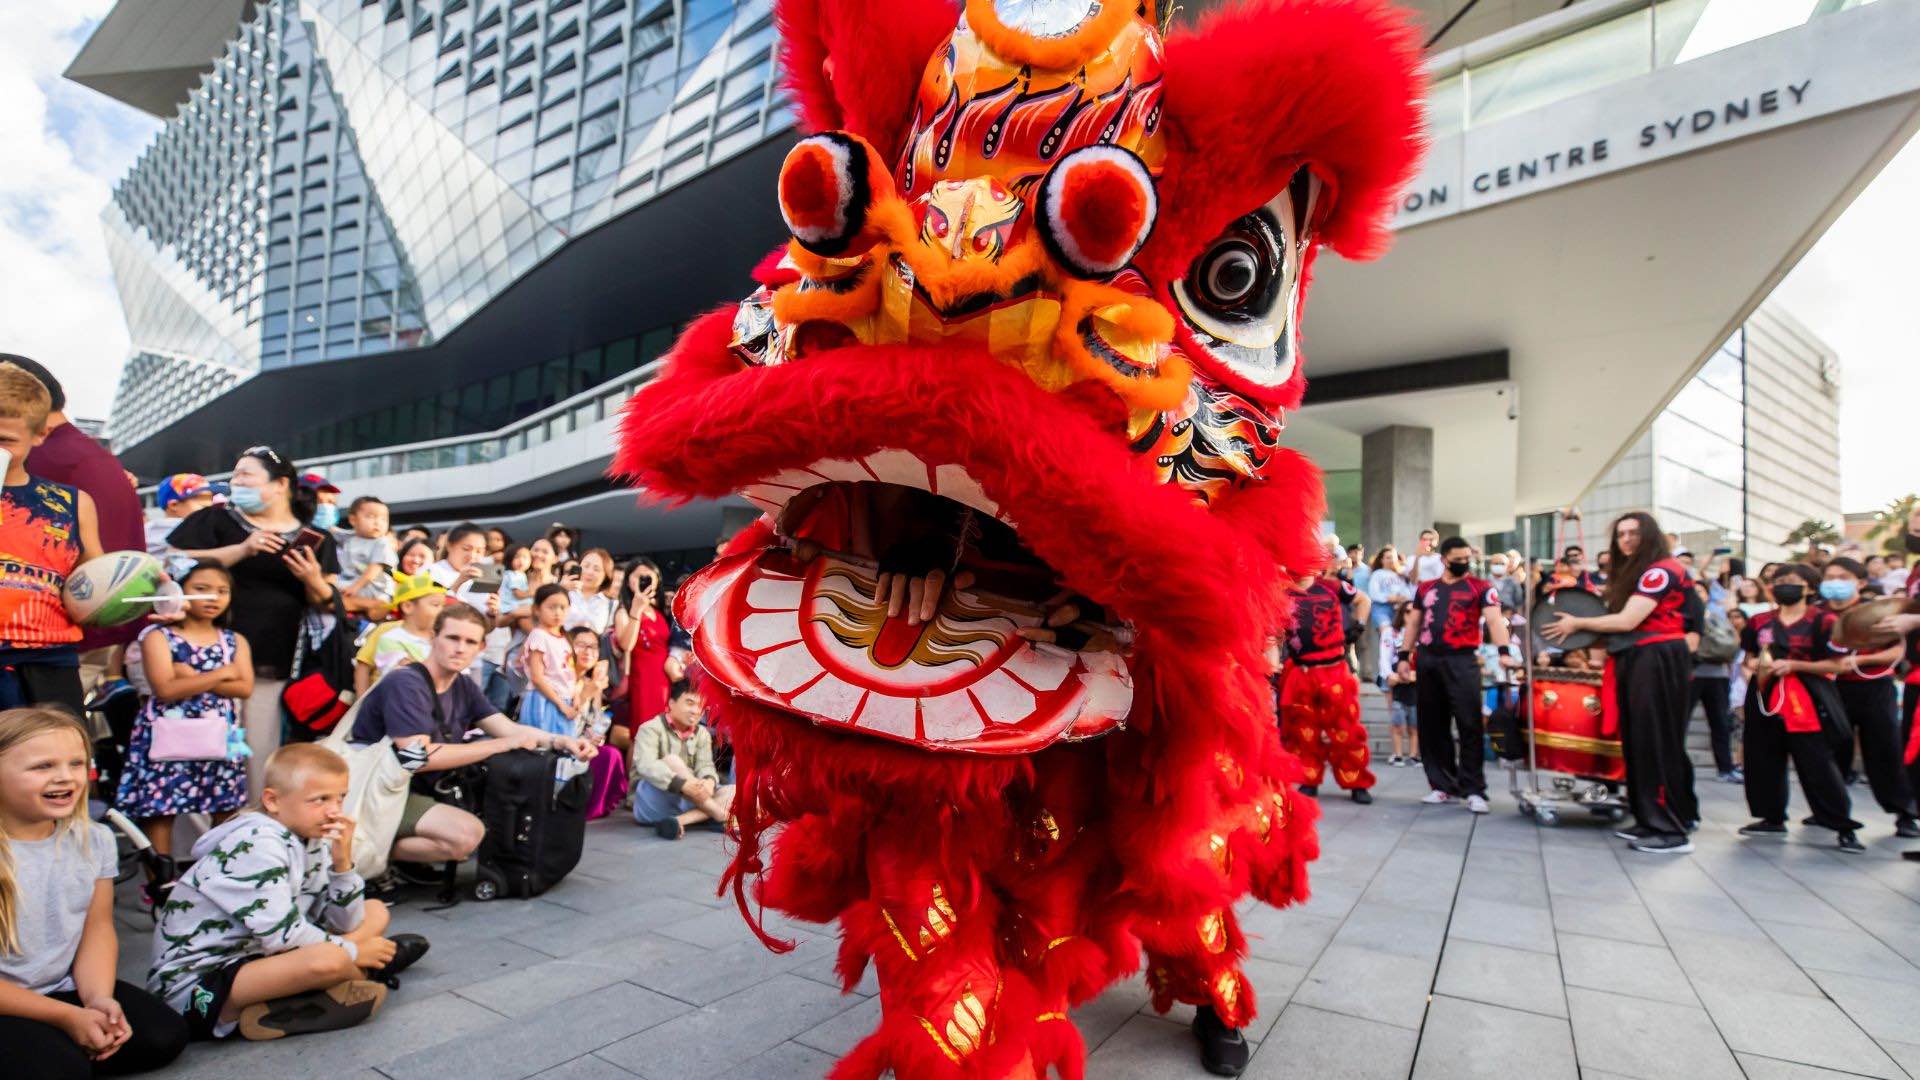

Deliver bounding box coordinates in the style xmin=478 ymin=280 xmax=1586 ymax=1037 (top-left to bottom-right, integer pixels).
xmin=1361 ymin=425 xmax=1434 ymax=557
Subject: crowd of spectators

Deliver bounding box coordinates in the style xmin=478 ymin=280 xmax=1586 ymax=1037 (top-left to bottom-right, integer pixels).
xmin=0 ymin=354 xmax=742 ymax=1070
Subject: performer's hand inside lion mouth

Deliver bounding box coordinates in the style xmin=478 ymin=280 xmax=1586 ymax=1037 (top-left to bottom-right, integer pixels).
xmin=612 ymin=0 xmax=1425 ymax=1074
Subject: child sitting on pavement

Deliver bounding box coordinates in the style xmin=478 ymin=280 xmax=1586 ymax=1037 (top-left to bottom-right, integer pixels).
xmin=148 ymin=744 xmax=429 ymax=1041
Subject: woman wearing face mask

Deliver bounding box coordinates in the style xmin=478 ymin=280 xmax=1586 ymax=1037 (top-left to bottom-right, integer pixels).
xmin=1734 ymin=563 xmax=1861 ymax=852
xmin=167 ymin=446 xmax=340 ymax=798
xmin=1822 ymin=557 xmax=1920 ymax=837
xmin=1543 ymin=512 xmax=1699 ymax=855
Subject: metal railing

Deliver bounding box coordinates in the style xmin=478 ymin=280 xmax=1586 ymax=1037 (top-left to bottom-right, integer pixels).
xmin=1424 ymin=0 xmax=1886 ymax=138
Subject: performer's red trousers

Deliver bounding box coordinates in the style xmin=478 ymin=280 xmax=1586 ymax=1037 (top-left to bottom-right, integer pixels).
xmin=1279 ymin=660 xmax=1376 ymax=791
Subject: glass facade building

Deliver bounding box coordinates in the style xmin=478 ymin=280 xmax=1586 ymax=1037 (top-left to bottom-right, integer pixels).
xmin=1577 ymin=304 xmax=1842 ymax=565
xmin=98 ymin=0 xmax=791 ymax=457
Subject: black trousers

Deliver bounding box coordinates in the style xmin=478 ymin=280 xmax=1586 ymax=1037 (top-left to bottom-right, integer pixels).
xmin=1838 ymin=678 xmax=1918 ymax=818
xmin=0 ymin=661 xmax=85 ymax=717
xmin=1690 ymin=675 xmax=1735 ymax=775
xmin=0 ymin=980 xmax=188 ymax=1080
xmin=1743 ymin=679 xmax=1858 ymax=831
xmin=1615 ymin=642 xmax=1695 ymax=837
xmin=1416 ymin=652 xmax=1486 ymax=798
xmin=1905 ymin=682 xmax=1920 ymax=800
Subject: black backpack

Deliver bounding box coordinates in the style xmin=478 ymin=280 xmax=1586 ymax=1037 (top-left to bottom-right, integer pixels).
xmin=472 ymin=749 xmax=589 ymax=900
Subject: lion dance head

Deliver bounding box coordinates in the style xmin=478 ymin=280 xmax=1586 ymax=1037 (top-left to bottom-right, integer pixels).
xmin=615 ymin=0 xmax=1423 ymax=1074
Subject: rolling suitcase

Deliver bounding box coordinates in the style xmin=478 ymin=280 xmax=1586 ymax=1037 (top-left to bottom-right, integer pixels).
xmin=471 ymin=749 xmax=590 ymax=900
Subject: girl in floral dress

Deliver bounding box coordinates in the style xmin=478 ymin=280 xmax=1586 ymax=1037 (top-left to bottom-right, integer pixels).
xmin=114 ymin=562 xmax=252 ymax=898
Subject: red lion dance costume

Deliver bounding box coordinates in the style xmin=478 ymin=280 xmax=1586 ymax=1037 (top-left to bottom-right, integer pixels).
xmin=615 ymin=1 xmax=1422 ymax=1075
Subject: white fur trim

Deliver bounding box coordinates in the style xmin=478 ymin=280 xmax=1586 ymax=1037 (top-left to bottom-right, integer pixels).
xmin=1040 ymin=145 xmax=1156 ymax=276
xmin=784 ymin=136 xmax=858 ymax=245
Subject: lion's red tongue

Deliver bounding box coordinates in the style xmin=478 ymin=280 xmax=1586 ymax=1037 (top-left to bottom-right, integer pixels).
xmin=675 ymin=547 xmax=1132 ymax=753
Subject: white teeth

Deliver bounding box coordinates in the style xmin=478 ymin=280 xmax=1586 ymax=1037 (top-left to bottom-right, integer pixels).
xmin=790 ymin=677 xmax=865 ymax=724
xmin=738 ymin=449 xmax=1012 ymax=526
xmin=854 ymin=691 xmax=918 ymax=738
xmin=921 ymin=690 xmax=986 ymax=742
xmin=967 ymin=669 xmax=1037 ymax=725
xmin=861 ymin=448 xmax=933 ymax=490
xmin=931 ymin=463 xmax=1004 ymax=522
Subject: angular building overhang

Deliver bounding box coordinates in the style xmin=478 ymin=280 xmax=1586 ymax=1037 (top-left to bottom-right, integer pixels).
xmin=1300 ymin=0 xmax=1920 ymax=530
xmin=64 ymin=0 xmax=256 ymax=118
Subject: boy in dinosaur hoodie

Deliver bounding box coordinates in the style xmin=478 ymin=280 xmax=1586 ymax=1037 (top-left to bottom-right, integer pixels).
xmin=149 ymin=744 xmax=430 ymax=1040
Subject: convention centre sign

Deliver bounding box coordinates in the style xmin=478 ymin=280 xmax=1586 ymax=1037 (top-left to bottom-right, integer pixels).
xmin=1393 ymin=1 xmax=1920 ymax=228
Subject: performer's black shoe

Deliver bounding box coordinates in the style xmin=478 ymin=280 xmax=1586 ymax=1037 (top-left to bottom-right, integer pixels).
xmin=1738 ymin=821 xmax=1787 ymax=837
xmin=1895 ymin=815 xmax=1920 ymax=839
xmin=1298 ymin=785 xmax=1318 ymax=797
xmin=1192 ymin=1005 xmax=1250 ymax=1077
xmin=1350 ymin=788 xmax=1373 ymax=805
xmin=1801 ymin=815 xmax=1818 ymax=827
xmin=1836 ymin=830 xmax=1866 ymax=854
xmin=1613 ymin=823 xmax=1656 ymax=841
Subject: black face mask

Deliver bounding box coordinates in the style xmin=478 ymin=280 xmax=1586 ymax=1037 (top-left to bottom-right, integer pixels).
xmin=1445 ymin=559 xmax=1472 ymax=576
xmin=1772 ymin=583 xmax=1806 ymax=606
xmin=1906 ymin=532 xmax=1920 ymax=556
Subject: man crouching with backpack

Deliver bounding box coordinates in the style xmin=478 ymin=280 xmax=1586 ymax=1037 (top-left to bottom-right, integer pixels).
xmin=345 ymin=604 xmax=595 ymax=878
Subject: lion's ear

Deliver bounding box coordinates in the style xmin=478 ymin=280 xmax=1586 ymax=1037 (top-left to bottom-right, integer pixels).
xmin=776 ymin=0 xmax=960 ymax=161
xmin=1138 ymin=0 xmax=1426 ymax=282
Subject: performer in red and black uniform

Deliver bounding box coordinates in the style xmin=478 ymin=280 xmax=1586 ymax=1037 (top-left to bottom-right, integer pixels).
xmin=1736 ymin=562 xmax=1862 ymax=853
xmin=1821 ymin=557 xmax=1919 ymax=837
xmin=1279 ymin=572 xmax=1375 ymax=804
xmin=1544 ymin=513 xmax=1696 ymax=854
xmin=1409 ymin=537 xmax=1512 ymax=812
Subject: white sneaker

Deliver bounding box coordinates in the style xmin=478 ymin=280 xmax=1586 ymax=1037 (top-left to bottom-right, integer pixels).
xmin=1420 ymin=790 xmax=1454 ymax=804
xmin=1465 ymin=795 xmax=1490 ymax=814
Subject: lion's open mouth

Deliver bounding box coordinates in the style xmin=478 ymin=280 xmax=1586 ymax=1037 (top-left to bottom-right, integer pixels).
xmin=674 ymin=448 xmax=1135 ymax=754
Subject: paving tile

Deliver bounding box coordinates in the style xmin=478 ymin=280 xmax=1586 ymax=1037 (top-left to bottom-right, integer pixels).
xmin=1665 ymin=930 xmax=1823 ymax=998
xmin=1363 ymin=849 xmax=1467 ymax=914
xmin=514 ymin=896 xmax=717 ymax=959
xmin=720 ymin=1040 xmax=839 ymax=1079
xmin=1332 ymin=899 xmax=1450 ymax=960
xmin=1760 ymin=919 xmax=1920 ymax=985
xmin=378 ymin=982 xmax=689 ymax=1080
xmin=1413 ymin=994 xmax=1576 ymax=1080
xmin=1542 ymin=849 xmax=1638 ymax=902
xmin=1080 ymin=1014 xmax=1199 ymax=1078
xmin=1548 ymin=895 xmax=1665 ymax=946
xmin=1075 ymin=975 xmax=1154 ymax=1053
xmin=1877 ymin=1040 xmax=1920 ymax=1078
xmin=625 ymin=933 xmax=835 ymax=1006
xmin=1694 ymin=982 xmax=1903 ymax=1079
xmin=791 ymin=949 xmax=877 ymax=996
xmin=1456 ymin=866 xmax=1551 ymax=909
xmin=596 ymin=974 xmax=858 ymax=1077
xmin=791 ymin=994 xmax=881 ymax=1057
xmin=1556 ymin=933 xmax=1696 ymax=1006
xmin=1640 ymin=889 xmax=1769 ymax=940
xmin=1291 ymin=944 xmax=1436 ymax=1030
xmin=1619 ymin=855 xmax=1727 ymax=897
xmin=1247 ymin=1004 xmax=1418 ymax=1079
xmin=1432 ymin=939 xmax=1567 ymax=1018
xmin=532 ymin=1057 xmax=641 ymax=1079
xmin=453 ymin=956 xmax=644 ymax=1018
xmin=1564 ymin=988 xmax=1742 ymax=1080
xmin=1464 ymin=844 xmax=1544 ymax=877
xmin=1448 ymin=895 xmax=1557 ymax=954
xmin=1242 ymin=905 xmax=1343 ymax=967
xmin=1803 ymin=970 xmax=1920 ymax=1044
xmin=1730 ymin=887 xmax=1856 ymax=930
xmin=1735 ymin=1053 xmax=1895 ymax=1080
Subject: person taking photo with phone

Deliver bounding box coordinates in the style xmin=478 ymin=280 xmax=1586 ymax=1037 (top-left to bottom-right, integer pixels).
xmin=168 ymin=445 xmax=341 ymax=798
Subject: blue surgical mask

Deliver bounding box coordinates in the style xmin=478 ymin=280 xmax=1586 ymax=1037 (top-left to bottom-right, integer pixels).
xmin=310 ymin=503 xmax=339 ymax=529
xmin=228 ymin=483 xmax=266 ymax=513
xmin=1819 ymin=580 xmax=1856 ymax=604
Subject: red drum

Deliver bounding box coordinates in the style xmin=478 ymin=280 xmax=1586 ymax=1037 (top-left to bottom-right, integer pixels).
xmin=1530 ymin=669 xmax=1623 ymax=782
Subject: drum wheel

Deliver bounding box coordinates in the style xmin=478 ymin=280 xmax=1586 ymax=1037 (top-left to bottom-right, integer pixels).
xmin=1535 ymin=806 xmax=1560 ymax=827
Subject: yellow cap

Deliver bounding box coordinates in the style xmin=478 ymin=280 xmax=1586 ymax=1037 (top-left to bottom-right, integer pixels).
xmin=390 ymin=569 xmax=447 ymax=607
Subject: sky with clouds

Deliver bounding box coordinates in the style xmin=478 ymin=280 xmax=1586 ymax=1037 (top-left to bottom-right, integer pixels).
xmin=2 ymin=6 xmax=1913 ymax=512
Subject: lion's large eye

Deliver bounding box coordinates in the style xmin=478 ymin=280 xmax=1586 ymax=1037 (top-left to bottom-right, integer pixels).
xmin=1171 ymin=168 xmax=1323 ymax=398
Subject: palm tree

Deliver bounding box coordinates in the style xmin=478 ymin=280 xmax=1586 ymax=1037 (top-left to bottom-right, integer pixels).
xmin=1781 ymin=518 xmax=1840 ymax=555
xmin=1863 ymin=494 xmax=1919 ymax=555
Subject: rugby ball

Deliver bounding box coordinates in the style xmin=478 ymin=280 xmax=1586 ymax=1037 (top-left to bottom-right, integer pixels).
xmin=63 ymin=551 xmax=170 ymax=628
